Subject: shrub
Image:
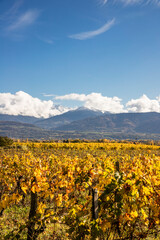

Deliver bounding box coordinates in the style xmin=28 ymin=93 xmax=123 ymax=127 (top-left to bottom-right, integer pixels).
xmin=0 ymin=136 xmax=13 ymax=147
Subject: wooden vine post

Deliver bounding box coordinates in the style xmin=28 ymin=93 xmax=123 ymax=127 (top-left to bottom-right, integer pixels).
xmin=91 ymin=187 xmax=99 ymax=240
xmin=115 ymin=160 xmax=122 ymax=237
xmin=91 ymin=163 xmax=99 ymax=239
xmin=92 ymin=188 xmax=98 ymax=220
xmin=27 ymin=177 xmax=38 ymax=240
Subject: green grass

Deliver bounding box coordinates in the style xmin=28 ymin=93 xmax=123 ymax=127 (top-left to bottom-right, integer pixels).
xmin=0 ymin=205 xmax=29 ymax=239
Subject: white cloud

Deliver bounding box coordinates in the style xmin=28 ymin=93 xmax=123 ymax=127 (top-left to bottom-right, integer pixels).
xmin=39 ymin=37 xmax=54 ymax=44
xmin=1 ymin=92 xmax=160 ymax=118
xmin=42 ymin=39 xmax=54 ymax=44
xmin=119 ymin=0 xmax=143 ymax=5
xmin=126 ymin=94 xmax=160 ymax=112
xmin=56 ymin=93 xmax=160 ymax=114
xmin=7 ymin=9 xmax=40 ymax=31
xmin=98 ymin=0 xmax=108 ymax=5
xmin=0 ymin=91 xmax=69 ymax=118
xmin=43 ymin=93 xmax=56 ymax=97
xmin=118 ymin=0 xmax=160 ymax=6
xmin=0 ymin=0 xmax=24 ymax=21
xmin=69 ymin=18 xmax=115 ymax=40
xmin=56 ymin=93 xmax=87 ymax=101
xmin=153 ymin=0 xmax=160 ymax=6
xmin=101 ymin=0 xmax=160 ymax=6
xmin=36 ymin=35 xmax=54 ymax=44
xmin=55 ymin=92 xmax=126 ymax=113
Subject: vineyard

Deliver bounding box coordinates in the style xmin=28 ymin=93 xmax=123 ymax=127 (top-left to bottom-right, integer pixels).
xmin=1 ymin=141 xmax=160 ymax=239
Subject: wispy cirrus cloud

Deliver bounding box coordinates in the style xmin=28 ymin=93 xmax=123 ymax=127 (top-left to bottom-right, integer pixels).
xmin=112 ymin=0 xmax=160 ymax=6
xmin=149 ymin=0 xmax=160 ymax=6
xmin=0 ymin=0 xmax=24 ymax=21
xmin=69 ymin=18 xmax=115 ymax=40
xmin=99 ymin=0 xmax=160 ymax=6
xmin=103 ymin=0 xmax=108 ymax=4
xmin=98 ymin=0 xmax=108 ymax=5
xmin=43 ymin=39 xmax=54 ymax=44
xmin=37 ymin=36 xmax=54 ymax=45
xmin=119 ymin=0 xmax=143 ymax=5
xmin=7 ymin=9 xmax=40 ymax=32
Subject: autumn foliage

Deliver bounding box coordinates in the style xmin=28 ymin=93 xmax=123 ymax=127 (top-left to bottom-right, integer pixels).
xmin=0 ymin=141 xmax=160 ymax=239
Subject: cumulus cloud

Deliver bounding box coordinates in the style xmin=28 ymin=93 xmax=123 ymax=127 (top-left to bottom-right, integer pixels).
xmin=55 ymin=93 xmax=87 ymax=101
xmin=0 ymin=91 xmax=69 ymax=118
xmin=55 ymin=93 xmax=126 ymax=113
xmin=1 ymin=91 xmax=160 ymax=118
xmin=126 ymin=94 xmax=160 ymax=113
xmin=69 ymin=19 xmax=115 ymax=40
xmin=56 ymin=93 xmax=160 ymax=114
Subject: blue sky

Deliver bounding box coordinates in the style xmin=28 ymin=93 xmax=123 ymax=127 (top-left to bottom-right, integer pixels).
xmin=0 ymin=0 xmax=160 ymax=117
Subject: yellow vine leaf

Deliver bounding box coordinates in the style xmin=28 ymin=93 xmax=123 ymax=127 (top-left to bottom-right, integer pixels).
xmin=130 ymin=210 xmax=138 ymax=218
xmin=21 ymin=185 xmax=28 ymax=194
xmin=141 ymin=209 xmax=148 ymax=220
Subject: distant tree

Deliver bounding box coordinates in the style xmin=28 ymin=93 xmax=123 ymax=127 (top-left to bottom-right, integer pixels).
xmin=0 ymin=136 xmax=13 ymax=147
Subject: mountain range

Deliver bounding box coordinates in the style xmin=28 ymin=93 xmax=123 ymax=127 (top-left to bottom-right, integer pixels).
xmin=0 ymin=114 xmax=41 ymax=124
xmin=56 ymin=112 xmax=160 ymax=133
xmin=0 ymin=108 xmax=160 ymax=140
xmin=35 ymin=107 xmax=103 ymax=129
